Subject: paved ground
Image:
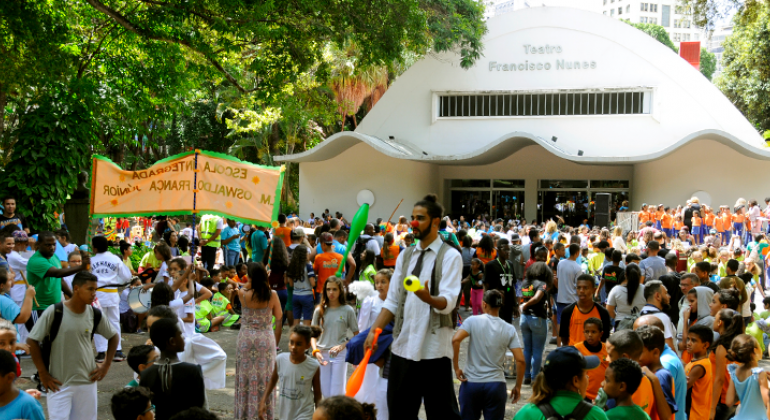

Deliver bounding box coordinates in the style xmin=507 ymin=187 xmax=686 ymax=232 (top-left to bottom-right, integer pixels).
xmin=18 ymin=306 xmax=770 ymax=419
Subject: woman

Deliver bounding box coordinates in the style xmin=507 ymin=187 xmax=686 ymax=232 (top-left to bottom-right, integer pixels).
xmin=460 ymin=235 xmax=475 ymax=310
xmin=268 ymin=237 xmax=291 ymax=348
xmin=611 ymin=226 xmax=626 ymax=254
xmin=164 ymin=230 xmax=180 ymax=257
xmin=476 ymin=235 xmax=497 ymax=265
xmin=519 ymin=262 xmax=553 ymax=385
xmin=395 ymin=216 xmax=409 ymax=236
xmin=544 ymin=221 xmax=559 ymax=243
xmin=606 ymin=264 xmax=646 ymax=329
xmin=235 ymin=262 xmax=282 ymax=419
xmin=119 ymin=240 xmax=136 ymax=276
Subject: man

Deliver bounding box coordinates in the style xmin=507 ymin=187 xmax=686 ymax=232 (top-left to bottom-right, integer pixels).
xmin=358 ymin=224 xmax=382 ymax=256
xmin=508 ymin=234 xmax=526 ymax=285
xmin=25 ymin=232 xmax=87 ymax=333
xmin=364 ymin=194 xmax=462 ymax=419
xmin=313 ymin=232 xmax=355 ymax=302
xmin=28 ymin=272 xmax=118 ymax=420
xmin=90 ymin=236 xmax=132 ymax=363
xmin=483 ymin=238 xmax=517 ymax=324
xmin=0 ymin=197 xmax=29 ymax=233
xmin=313 ymin=219 xmax=347 ymax=256
xmin=558 ymin=274 xmax=611 ymax=346
xmin=250 ymin=225 xmax=268 ymax=263
xmin=555 ymin=243 xmax=582 ymax=345
xmin=197 ymin=214 xmax=223 ymax=270
xmin=692 ymin=261 xmax=719 ymax=293
xmin=220 ymin=219 xmax=241 ymax=266
xmin=653 ymin=232 xmax=670 ymax=259
xmin=658 ymin=252 xmax=682 ymax=326
xmin=548 ymin=242 xmax=565 ymax=345
xmin=0 ymin=231 xmax=13 ymax=271
xmin=639 ymin=240 xmax=666 ymax=283
xmin=639 ymin=280 xmax=677 ymax=350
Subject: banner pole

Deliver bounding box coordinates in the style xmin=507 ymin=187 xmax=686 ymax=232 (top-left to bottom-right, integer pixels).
xmin=191 ymin=146 xmax=199 ymax=272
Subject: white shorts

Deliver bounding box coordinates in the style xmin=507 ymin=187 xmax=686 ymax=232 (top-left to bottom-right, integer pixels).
xmin=47 ymin=382 xmax=97 ymax=420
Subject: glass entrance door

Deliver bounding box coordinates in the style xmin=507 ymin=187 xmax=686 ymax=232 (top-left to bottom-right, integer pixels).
xmin=539 ymin=191 xmax=589 ymax=226
xmin=450 ymin=190 xmax=490 ymax=220
xmin=492 ymin=191 xmax=525 ymax=220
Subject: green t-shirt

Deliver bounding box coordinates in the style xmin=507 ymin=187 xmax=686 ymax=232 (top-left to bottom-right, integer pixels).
xmin=362 ymin=264 xmax=377 ymax=284
xmin=606 ymin=404 xmax=651 ymax=420
xmin=26 ymin=251 xmax=62 ymax=310
xmin=514 ymin=391 xmax=609 ymax=420
xmin=211 ymin=292 xmax=230 ymax=317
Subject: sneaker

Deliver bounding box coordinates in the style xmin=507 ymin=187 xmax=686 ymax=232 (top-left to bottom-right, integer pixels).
xmin=95 ymin=352 xmax=106 ymax=363
xmin=135 ymin=329 xmax=146 ymax=335
xmin=524 ymin=377 xmax=532 ymax=385
xmin=113 ymin=350 xmax=126 ymax=362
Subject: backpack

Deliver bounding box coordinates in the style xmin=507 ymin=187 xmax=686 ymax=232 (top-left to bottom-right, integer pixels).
xmin=537 ymin=400 xmax=593 ymax=420
xmin=352 ymin=237 xmax=374 ymax=279
xmin=617 ymin=305 xmax=660 ymax=331
xmin=41 ymin=302 xmax=102 ymax=371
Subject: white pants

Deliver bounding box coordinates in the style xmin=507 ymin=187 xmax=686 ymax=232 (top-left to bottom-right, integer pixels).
xmin=183 ymin=333 xmax=227 ymax=390
xmin=354 ymin=363 xmax=389 ymax=420
xmin=319 ymin=348 xmax=348 ymax=398
xmin=94 ymin=305 xmax=121 ymax=352
xmin=47 ymin=382 xmax=97 ymax=420
xmin=13 ymin=300 xmax=29 ymax=345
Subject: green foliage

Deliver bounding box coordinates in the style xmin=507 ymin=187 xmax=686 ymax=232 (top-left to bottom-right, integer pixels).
xmin=0 ymin=86 xmax=97 ymax=232
xmin=109 ymin=243 xmax=151 ymax=271
xmin=716 ymin=2 xmax=770 ymax=133
xmin=700 ymin=48 xmax=716 ymax=80
xmin=626 ymin=21 xmax=678 ymax=52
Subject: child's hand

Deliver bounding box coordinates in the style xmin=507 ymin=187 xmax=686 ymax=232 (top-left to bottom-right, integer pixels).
xmin=25 ymin=389 xmax=42 ymax=400
xmin=15 ymin=342 xmax=30 ymax=354
xmin=314 ymin=351 xmax=327 ymax=366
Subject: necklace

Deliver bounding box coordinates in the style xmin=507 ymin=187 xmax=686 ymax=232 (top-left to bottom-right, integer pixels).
xmin=496 ymin=259 xmax=512 ymax=291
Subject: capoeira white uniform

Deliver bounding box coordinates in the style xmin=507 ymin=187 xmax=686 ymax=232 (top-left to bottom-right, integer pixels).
xmin=91 ymin=251 xmax=132 ymax=353
xmin=8 ymin=250 xmax=30 ymax=344
xmin=356 ymin=294 xmax=389 ymax=420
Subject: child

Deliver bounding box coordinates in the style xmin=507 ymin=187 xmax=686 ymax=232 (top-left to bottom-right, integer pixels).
xmin=285 ymin=245 xmax=316 ymax=326
xmin=311 ymin=277 xmax=359 ymax=397
xmin=604 ymin=358 xmax=650 ymax=420
xmin=110 ymin=386 xmax=154 ymax=420
xmin=261 ymin=325 xmax=322 ymax=420
xmin=686 ymin=324 xmax=714 ymax=420
xmin=606 ymin=330 xmax=655 ymax=417
xmin=359 ymin=250 xmax=376 ymax=284
xmin=462 ymin=258 xmax=484 ymax=316
xmin=140 ymin=318 xmax=206 ymax=420
xmin=313 ymin=395 xmax=366 ymax=420
xmin=674 ymin=216 xmax=684 ymax=238
xmin=636 ymin=325 xmax=676 ymax=420
xmin=0 ymin=349 xmax=45 ymax=420
xmin=574 ymin=317 xmax=609 ymax=401
xmin=206 ymin=279 xmax=240 ymax=330
xmin=710 ymin=309 xmax=744 ymax=420
xmin=380 ymin=233 xmax=399 ymax=269
xmin=120 ymin=277 xmax=143 ymax=334
xmin=692 ymin=211 xmax=703 ymax=245
xmin=126 ymin=345 xmax=158 ymax=387
xmin=0 ymin=320 xmax=21 ymax=382
xmin=725 ymin=334 xmax=770 ymax=420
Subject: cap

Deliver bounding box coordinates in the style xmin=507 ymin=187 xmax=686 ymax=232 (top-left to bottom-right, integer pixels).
xmin=710 ymin=229 xmax=717 ymax=234
xmin=12 ymin=230 xmax=28 ymax=242
xmin=242 ymin=225 xmax=251 ymax=233
xmin=290 ymin=228 xmax=304 ymax=239
xmin=510 ymin=233 xmax=521 ymax=241
xmin=543 ymin=346 xmax=600 ymax=385
xmin=320 ymin=232 xmax=334 ymax=245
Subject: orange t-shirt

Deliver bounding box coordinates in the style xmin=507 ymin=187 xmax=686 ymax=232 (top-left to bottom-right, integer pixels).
xmin=714 ymin=216 xmax=724 ymax=232
xmin=273 ymin=226 xmax=293 ymax=247
xmin=639 ymin=211 xmax=650 ymax=225
xmin=632 ymin=375 xmax=655 ymax=416
xmin=704 ymin=213 xmax=715 ymax=227
xmin=574 ymin=341 xmax=608 ymax=400
xmin=381 ymin=244 xmax=400 ymax=267
xmin=313 ymin=252 xmax=344 ymax=293
xmin=732 ymin=213 xmax=745 ymax=224
xmin=709 ymin=350 xmax=736 ymax=404
xmin=674 ymin=221 xmax=684 ymax=230
xmin=692 ymin=216 xmax=702 ymax=227
xmin=686 ymin=358 xmax=713 ymax=420
xmin=721 ymin=213 xmax=732 ymax=227
xmin=655 ymin=210 xmax=664 ymax=221
xmin=566 ymin=305 xmax=601 ymax=346
xmin=661 ymin=214 xmax=674 ymax=229
xmin=477 ymin=249 xmax=497 ymax=265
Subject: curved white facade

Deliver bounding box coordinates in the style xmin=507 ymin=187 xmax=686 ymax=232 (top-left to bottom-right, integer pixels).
xmin=278 ymin=7 xmax=770 ymax=223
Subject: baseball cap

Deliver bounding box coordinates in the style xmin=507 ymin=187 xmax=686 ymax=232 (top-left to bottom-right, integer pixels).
xmin=320 ymin=232 xmax=334 ymax=245
xmin=710 ymin=229 xmax=717 ymax=234
xmin=510 ymin=233 xmax=521 ymax=241
xmin=290 ymin=228 xmax=304 ymax=240
xmin=543 ymin=346 xmax=601 ymax=386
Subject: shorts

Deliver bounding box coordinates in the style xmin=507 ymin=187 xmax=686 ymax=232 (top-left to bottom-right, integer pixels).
xmin=197 ymin=318 xmax=211 ymax=333
xmin=293 ymin=293 xmax=315 ymax=321
xmin=222 ymin=313 xmax=240 ymax=327
xmin=692 ymin=226 xmax=701 ymax=235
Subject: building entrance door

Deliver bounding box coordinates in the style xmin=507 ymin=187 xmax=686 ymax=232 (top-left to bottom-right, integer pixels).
xmin=539 ymin=191 xmax=589 ymax=226
xmin=492 ymin=191 xmax=525 ymax=221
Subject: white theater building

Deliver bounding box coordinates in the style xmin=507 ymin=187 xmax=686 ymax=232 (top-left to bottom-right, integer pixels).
xmin=276 ymin=7 xmax=770 ymax=226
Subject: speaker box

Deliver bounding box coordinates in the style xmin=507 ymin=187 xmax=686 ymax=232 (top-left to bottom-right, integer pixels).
xmin=594 ymin=193 xmax=611 ymax=228
xmin=594 ymin=213 xmax=611 ymax=229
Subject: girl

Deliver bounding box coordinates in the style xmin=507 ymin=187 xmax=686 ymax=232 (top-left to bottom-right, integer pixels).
xmin=475 ymin=235 xmax=497 ymax=265
xmin=178 ymin=235 xmax=190 ymax=257
xmin=725 ymin=334 xmax=770 ymax=420
xmin=268 ymin=237 xmax=291 ymax=349
xmin=692 ymin=211 xmax=703 ymax=245
xmin=606 ymin=264 xmax=646 ymax=329
xmin=679 ymin=287 xmax=716 ymax=358
xmin=166 ymin=258 xmax=211 ymax=338
xmin=355 ymin=269 xmax=392 ymax=420
xmin=734 ymin=206 xmax=747 ymax=245
xmin=711 ymin=309 xmax=745 ymax=420
xmin=359 ymin=250 xmax=376 ymax=284
xmin=380 ymin=233 xmax=399 ymax=269
xmin=462 ymin=258 xmax=484 ymax=316
xmin=261 ymin=325 xmax=323 ymax=420
xmin=119 ymin=240 xmax=136 ymax=276
xmin=519 ymin=262 xmax=553 ymax=385
xmin=311 ymin=277 xmax=359 ymax=397
xmin=626 ymin=230 xmax=639 ymax=249
xmin=235 ymin=262 xmax=282 ymax=419
xmin=655 ymin=204 xmax=665 ymax=230
xmin=154 ymin=243 xmax=173 ymax=284
xmin=395 ymin=216 xmax=409 ymax=236
xmin=611 ymin=226 xmax=626 ymax=253
xmin=286 ymin=245 xmax=316 ymax=326
xmin=675 ymin=216 xmax=685 ymax=238
xmin=163 ymin=230 xmax=180 ymax=257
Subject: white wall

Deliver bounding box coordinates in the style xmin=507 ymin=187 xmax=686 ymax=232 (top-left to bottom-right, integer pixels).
xmin=633 ymin=140 xmax=770 ymax=208
xmin=298 ymin=143 xmax=438 ymax=222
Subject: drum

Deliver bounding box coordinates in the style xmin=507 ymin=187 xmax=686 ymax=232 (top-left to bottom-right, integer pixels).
xmin=127 ymin=287 xmax=153 ymax=314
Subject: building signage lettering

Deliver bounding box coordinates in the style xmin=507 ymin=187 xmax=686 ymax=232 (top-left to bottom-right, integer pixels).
xmin=488 ymin=44 xmax=597 ymax=72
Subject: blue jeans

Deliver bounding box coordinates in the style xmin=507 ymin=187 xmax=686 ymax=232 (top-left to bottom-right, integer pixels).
xmin=224 ymin=248 xmax=240 ymax=266
xmin=459 ymin=381 xmax=507 ymax=420
xmin=520 ymin=314 xmax=548 ymax=380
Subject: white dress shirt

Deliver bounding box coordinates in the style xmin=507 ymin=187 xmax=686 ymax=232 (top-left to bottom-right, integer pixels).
xmin=383 ymin=237 xmax=462 ymax=361
xmin=358 ymin=295 xmax=385 ymax=332
xmin=91 ymin=251 xmax=132 ymax=307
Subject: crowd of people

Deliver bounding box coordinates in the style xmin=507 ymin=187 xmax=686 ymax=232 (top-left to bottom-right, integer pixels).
xmin=1 ymin=192 xmax=770 ymax=420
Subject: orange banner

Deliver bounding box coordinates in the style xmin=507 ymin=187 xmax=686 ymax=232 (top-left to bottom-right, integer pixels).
xmin=90 ymin=151 xmax=284 ymax=226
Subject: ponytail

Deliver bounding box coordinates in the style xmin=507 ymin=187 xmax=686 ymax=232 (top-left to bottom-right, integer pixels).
xmin=529 ymin=372 xmax=554 ymax=404
xmin=625 ymin=264 xmax=642 ymax=305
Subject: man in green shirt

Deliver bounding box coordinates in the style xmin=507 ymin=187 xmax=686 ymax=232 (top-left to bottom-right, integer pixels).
xmin=25 ymin=231 xmax=90 ymax=331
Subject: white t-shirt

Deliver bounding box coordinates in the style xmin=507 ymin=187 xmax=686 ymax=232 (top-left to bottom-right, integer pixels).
xmin=607 ymin=284 xmax=647 ymax=321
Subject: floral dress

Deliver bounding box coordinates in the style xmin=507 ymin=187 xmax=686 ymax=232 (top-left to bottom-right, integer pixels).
xmin=235 ymin=305 xmax=276 ymax=419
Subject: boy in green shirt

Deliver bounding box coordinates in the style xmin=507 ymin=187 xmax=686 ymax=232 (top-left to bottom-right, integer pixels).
xmin=202 ymin=278 xmax=240 ymax=329
xmin=604 ymin=359 xmax=651 ymax=420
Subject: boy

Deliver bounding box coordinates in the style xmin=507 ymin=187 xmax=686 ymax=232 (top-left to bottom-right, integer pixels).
xmin=636 ymin=325 xmax=676 ymax=420
xmin=126 ymin=345 xmax=158 ymax=388
xmin=208 ymin=280 xmax=240 ymax=329
xmin=598 ymin=250 xmax=624 ymax=302
xmin=559 ymin=274 xmax=611 ymax=346
xmin=0 ymin=266 xmax=36 ymax=327
xmin=574 ymin=317 xmax=608 ymax=401
xmin=140 ymin=318 xmax=206 ymax=420
xmin=27 ymin=271 xmax=118 ymax=420
xmin=606 ymin=330 xmax=655 ymax=417
xmin=604 ymin=358 xmax=650 ymax=420
xmin=684 ymin=324 xmax=713 ymax=420
xmin=0 ymin=349 xmax=45 ymax=420
xmin=110 ymin=386 xmax=155 ymax=420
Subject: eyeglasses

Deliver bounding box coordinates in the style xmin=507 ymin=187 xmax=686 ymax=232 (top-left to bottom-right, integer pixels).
xmin=142 ymin=405 xmax=156 ymax=415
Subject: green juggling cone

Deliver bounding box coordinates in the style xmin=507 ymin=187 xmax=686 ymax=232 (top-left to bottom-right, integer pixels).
xmin=336 ymin=203 xmax=370 ymax=276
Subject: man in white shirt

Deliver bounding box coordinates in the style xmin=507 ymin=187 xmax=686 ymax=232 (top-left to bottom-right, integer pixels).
xmin=365 ymin=194 xmax=462 ymax=420
xmin=90 ymin=236 xmax=132 ymax=363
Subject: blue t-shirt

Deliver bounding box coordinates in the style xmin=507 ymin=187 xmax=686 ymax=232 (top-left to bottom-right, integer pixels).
xmin=654 ymin=367 xmax=678 ymax=416
xmin=661 ymin=345 xmax=687 ymax=420
xmin=220 ymin=226 xmax=241 ymax=252
xmin=0 ymin=293 xmax=20 ymax=324
xmin=0 ymin=389 xmax=46 ymax=420
xmin=250 ymin=230 xmax=269 ymax=262
xmin=54 ymin=240 xmax=67 ymax=262
xmin=315 ymin=240 xmax=347 ymax=256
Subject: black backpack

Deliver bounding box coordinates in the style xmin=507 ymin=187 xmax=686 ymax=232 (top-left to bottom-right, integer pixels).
xmin=41 ymin=302 xmax=102 ymax=371
xmin=352 ymin=237 xmax=374 ymax=279
xmin=537 ymin=400 xmax=594 ymax=420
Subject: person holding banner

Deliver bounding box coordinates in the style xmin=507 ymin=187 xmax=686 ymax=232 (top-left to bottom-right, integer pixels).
xmin=198 ymin=214 xmax=223 ymax=270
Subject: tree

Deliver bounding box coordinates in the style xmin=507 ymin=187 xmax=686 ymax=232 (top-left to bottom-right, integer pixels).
xmin=700 ymin=48 xmax=716 ymax=80
xmin=627 ymin=22 xmax=677 ymax=52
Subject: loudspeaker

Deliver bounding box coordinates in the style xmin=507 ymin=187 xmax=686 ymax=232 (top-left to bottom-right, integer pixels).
xmin=594 ymin=193 xmax=611 ymax=228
